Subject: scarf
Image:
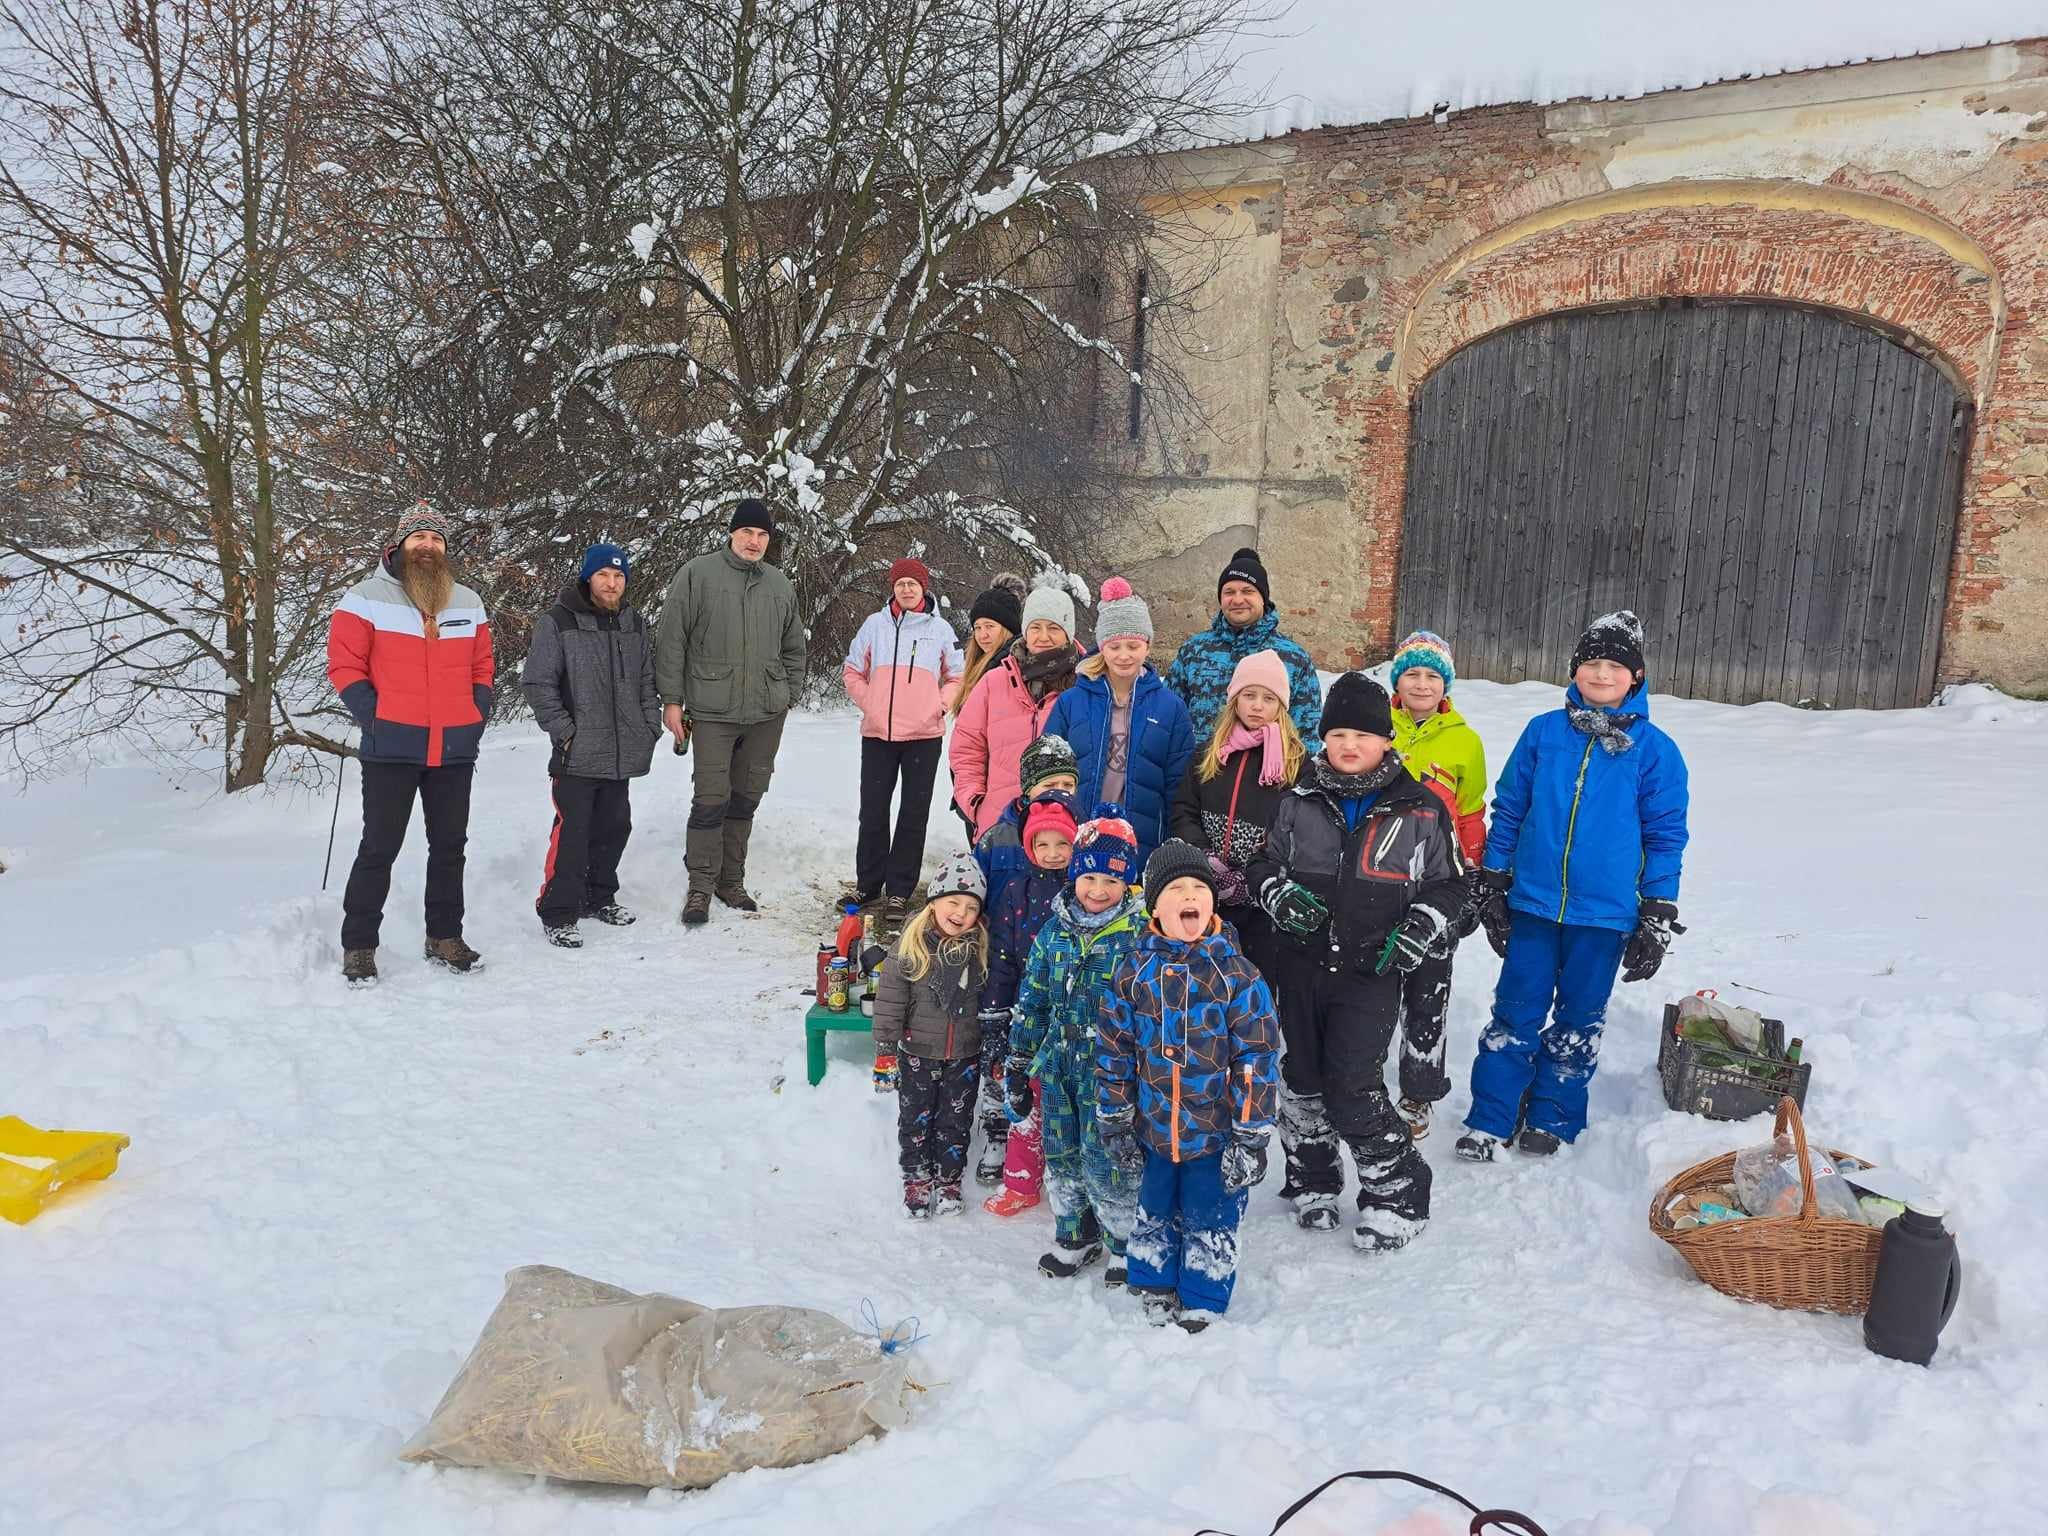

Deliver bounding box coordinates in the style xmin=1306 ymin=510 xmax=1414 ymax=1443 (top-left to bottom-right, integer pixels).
xmin=1566 ymin=701 xmax=1641 ymax=755
xmin=1309 ymin=751 xmax=1405 ymax=800
xmin=1223 ymin=722 xmax=1285 ymax=786
xmin=1056 ymin=889 xmax=1134 ymax=936
xmin=1011 ymin=639 xmax=1081 ymax=703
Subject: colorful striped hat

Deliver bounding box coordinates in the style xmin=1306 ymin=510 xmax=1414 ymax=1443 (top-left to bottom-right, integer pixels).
xmin=1069 ymin=804 xmax=1139 ymax=883
xmin=1389 ymin=630 xmax=1455 ymax=693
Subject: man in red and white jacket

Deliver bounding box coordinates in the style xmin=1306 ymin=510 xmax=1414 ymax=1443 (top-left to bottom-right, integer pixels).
xmin=327 ymin=501 xmax=494 ymax=984
xmin=841 ymin=557 xmax=964 ymax=916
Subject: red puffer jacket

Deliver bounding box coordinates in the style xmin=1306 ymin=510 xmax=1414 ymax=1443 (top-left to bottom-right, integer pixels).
xmin=327 ymin=551 xmax=494 ymax=767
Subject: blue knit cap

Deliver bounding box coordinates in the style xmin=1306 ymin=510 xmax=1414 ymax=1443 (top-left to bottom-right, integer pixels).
xmin=1069 ymin=803 xmax=1140 ymax=883
xmin=579 ymin=543 xmax=629 ymax=583
xmin=1389 ymin=629 xmax=1455 ymax=693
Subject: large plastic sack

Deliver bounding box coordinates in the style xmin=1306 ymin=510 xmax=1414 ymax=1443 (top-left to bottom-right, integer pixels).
xmin=399 ymin=1265 xmax=914 ymax=1489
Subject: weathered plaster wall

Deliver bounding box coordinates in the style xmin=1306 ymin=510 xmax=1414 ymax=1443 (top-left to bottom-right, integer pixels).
xmin=1122 ymin=40 xmax=2048 ymax=699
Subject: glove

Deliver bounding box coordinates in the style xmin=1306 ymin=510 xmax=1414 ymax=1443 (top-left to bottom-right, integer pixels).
xmin=1621 ymin=899 xmax=1685 ymax=983
xmin=1098 ymin=1107 xmax=1145 ymax=1172
xmin=1003 ymin=1057 xmax=1036 ymax=1124
xmin=1376 ymin=905 xmax=1449 ymax=975
xmin=1220 ymin=1129 xmax=1269 ymax=1192
xmin=547 ymin=733 xmax=573 ymax=777
xmin=1259 ymin=877 xmax=1329 ymax=939
xmin=1206 ymin=853 xmax=1249 ymax=909
xmin=977 ymin=1007 xmax=1011 ymax=1046
xmin=1472 ymin=867 xmax=1514 ymax=958
xmin=871 ymin=1049 xmax=898 ymax=1094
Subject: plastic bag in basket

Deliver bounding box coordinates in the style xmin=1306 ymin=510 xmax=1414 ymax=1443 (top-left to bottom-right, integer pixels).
xmin=1732 ymin=1133 xmax=1862 ymax=1220
xmin=399 ymin=1265 xmax=914 ymax=1489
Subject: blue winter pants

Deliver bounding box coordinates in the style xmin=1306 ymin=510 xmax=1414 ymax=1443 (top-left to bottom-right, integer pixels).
xmin=1041 ymin=1047 xmax=1135 ymax=1253
xmin=1466 ymin=911 xmax=1628 ymax=1142
xmin=1126 ymin=1147 xmax=1249 ymax=1317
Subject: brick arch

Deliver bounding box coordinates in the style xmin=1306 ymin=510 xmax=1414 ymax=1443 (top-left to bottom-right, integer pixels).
xmin=1392 ymin=182 xmax=2002 ymax=404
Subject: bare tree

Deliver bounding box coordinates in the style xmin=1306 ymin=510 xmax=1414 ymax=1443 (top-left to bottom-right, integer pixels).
xmin=368 ymin=0 xmax=1265 ymax=665
xmin=0 ymin=0 xmax=388 ymax=789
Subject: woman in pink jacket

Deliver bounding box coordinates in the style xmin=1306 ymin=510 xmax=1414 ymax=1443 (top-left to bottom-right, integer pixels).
xmin=949 ymin=577 xmax=1084 ymax=843
xmin=843 ymin=558 xmax=965 ymax=918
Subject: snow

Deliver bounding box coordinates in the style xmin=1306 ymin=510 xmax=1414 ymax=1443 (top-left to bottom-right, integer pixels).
xmin=5 ymin=681 xmax=2048 ymax=1532
xmin=1225 ymin=0 xmax=2048 ymax=140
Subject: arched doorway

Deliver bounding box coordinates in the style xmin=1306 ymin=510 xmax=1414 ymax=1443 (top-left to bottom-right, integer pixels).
xmin=1396 ymin=300 xmax=1970 ymax=708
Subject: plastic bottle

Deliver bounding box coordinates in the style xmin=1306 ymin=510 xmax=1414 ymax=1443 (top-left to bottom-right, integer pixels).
xmin=835 ymin=902 xmax=865 ymax=963
xmin=1863 ymin=1200 xmax=1962 ymax=1366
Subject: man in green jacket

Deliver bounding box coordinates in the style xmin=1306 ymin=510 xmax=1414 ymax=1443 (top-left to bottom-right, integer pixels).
xmin=656 ymin=499 xmax=808 ymax=925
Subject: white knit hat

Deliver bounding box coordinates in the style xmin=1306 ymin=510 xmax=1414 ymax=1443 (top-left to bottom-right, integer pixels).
xmin=1021 ymin=574 xmax=1077 ymax=640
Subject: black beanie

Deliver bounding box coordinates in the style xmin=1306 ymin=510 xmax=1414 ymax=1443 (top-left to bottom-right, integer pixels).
xmin=968 ymin=575 xmax=1025 ymax=635
xmin=1320 ymin=671 xmax=1394 ymax=738
xmin=1570 ymin=609 xmax=1647 ymax=679
xmin=1143 ymin=838 xmax=1217 ymax=903
xmin=1218 ymin=546 xmax=1272 ymax=610
xmin=730 ymin=498 xmax=775 ymax=535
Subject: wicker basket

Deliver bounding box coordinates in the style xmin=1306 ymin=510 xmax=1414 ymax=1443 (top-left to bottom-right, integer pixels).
xmin=1648 ymin=1096 xmax=1881 ymax=1314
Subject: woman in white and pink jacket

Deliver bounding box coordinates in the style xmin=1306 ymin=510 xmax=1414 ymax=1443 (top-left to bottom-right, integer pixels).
xmin=843 ymin=557 xmax=966 ymax=918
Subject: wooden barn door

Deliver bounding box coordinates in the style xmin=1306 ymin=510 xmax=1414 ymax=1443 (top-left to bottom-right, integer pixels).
xmin=1396 ymin=301 xmax=1970 ymax=708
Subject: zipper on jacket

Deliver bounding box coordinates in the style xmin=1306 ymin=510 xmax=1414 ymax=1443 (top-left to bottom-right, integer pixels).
xmin=886 ymin=611 xmax=902 ymax=743
xmin=1556 ymin=739 xmax=1596 ymax=922
xmin=609 ymin=625 xmax=622 ymax=779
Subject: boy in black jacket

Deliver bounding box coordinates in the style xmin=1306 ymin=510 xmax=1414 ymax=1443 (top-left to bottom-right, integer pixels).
xmin=1246 ymin=673 xmax=1466 ymax=1250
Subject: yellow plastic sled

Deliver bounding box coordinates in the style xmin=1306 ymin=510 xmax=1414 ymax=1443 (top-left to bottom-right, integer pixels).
xmin=0 ymin=1117 xmax=131 ymax=1225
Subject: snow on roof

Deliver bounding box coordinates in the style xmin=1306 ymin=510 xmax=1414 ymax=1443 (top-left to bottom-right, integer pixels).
xmin=1223 ymin=0 xmax=2048 ymax=141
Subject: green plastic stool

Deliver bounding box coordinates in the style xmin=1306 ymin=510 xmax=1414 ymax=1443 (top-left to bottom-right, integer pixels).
xmin=805 ymin=1001 xmax=874 ymax=1086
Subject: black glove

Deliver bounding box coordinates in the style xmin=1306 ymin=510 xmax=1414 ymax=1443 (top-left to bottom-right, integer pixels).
xmin=1003 ymin=1057 xmax=1036 ymax=1123
xmin=1472 ymin=867 xmax=1514 ymax=958
xmin=547 ymin=733 xmax=573 ymax=777
xmin=1376 ymin=904 xmax=1450 ymax=975
xmin=1098 ymin=1107 xmax=1144 ymax=1172
xmin=1621 ymin=899 xmax=1685 ymax=983
xmin=1259 ymin=877 xmax=1330 ymax=939
xmin=1220 ymin=1128 xmax=1269 ymax=1192
xmin=977 ymin=1007 xmax=1011 ymax=1047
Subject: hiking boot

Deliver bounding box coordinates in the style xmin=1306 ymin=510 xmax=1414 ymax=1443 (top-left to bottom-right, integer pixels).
xmin=903 ymin=1179 xmax=933 ymax=1219
xmin=584 ymin=902 xmax=636 ymax=926
xmin=1038 ymin=1240 xmax=1104 ymax=1279
xmin=1138 ymin=1289 xmax=1180 ymax=1327
xmin=423 ymin=936 xmax=483 ymax=974
xmin=715 ymin=884 xmax=758 ymax=913
xmin=1455 ymin=1132 xmax=1500 ymax=1163
xmin=884 ymin=894 xmax=910 ymax=928
xmin=543 ymin=923 xmax=583 ymax=949
xmin=1175 ymin=1312 xmax=1215 ymax=1335
xmin=1398 ymin=1098 xmax=1434 ymax=1140
xmin=984 ymin=1186 xmax=1040 ymax=1217
xmin=1296 ymin=1196 xmax=1342 ymax=1232
xmin=1104 ymin=1261 xmax=1128 ymax=1289
xmin=342 ymin=947 xmax=378 ymax=987
xmin=932 ymin=1181 xmax=963 ymax=1216
xmin=681 ymin=891 xmax=711 ymax=926
xmin=1518 ymin=1127 xmax=1562 ymax=1157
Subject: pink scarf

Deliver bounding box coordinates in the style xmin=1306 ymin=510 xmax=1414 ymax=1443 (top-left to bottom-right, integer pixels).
xmin=1223 ymin=722 xmax=1285 ymax=786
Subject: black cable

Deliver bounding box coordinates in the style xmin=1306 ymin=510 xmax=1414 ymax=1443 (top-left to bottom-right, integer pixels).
xmin=1195 ymin=1468 xmax=1549 ymax=1536
xmin=321 ymin=751 xmax=347 ymax=892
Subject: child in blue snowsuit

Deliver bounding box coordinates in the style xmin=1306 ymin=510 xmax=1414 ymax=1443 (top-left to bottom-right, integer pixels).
xmin=1458 ymin=611 xmax=1690 ymax=1160
xmin=1099 ymin=839 xmax=1279 ymax=1332
xmin=1004 ymin=806 xmax=1147 ymax=1281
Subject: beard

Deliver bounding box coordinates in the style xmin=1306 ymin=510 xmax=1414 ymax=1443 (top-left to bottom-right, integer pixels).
xmin=589 ymin=584 xmax=623 ymax=612
xmin=401 ymin=546 xmax=453 ymax=618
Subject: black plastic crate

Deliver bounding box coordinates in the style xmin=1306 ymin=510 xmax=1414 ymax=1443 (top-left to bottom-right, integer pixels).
xmin=1657 ymin=1002 xmax=1810 ymax=1121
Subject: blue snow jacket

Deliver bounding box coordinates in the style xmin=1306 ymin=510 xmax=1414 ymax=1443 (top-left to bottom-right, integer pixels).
xmin=1099 ymin=920 xmax=1280 ymax=1162
xmin=980 ymin=862 xmax=1066 ymax=1015
xmin=1483 ymin=679 xmax=1690 ymax=934
xmin=1043 ymin=667 xmax=1196 ymax=873
xmin=1161 ymin=609 xmax=1323 ymax=751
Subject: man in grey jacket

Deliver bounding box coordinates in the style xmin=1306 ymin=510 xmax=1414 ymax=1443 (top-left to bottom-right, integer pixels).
xmin=522 ymin=542 xmax=662 ymax=947
xmin=656 ymin=499 xmax=808 ymax=925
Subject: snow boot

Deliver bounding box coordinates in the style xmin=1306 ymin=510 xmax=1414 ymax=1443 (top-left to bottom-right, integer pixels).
xmin=1175 ymin=1312 xmax=1215 ymax=1335
xmin=1518 ymin=1127 xmax=1561 ymax=1157
xmin=1398 ymin=1098 xmax=1434 ymax=1140
xmin=1295 ymin=1193 xmax=1342 ymax=1231
xmin=342 ymin=947 xmax=378 ymax=987
xmin=1455 ymin=1132 xmax=1499 ymax=1163
xmin=1038 ymin=1240 xmax=1104 ymax=1278
xmin=715 ymin=884 xmax=758 ymax=913
xmin=584 ymin=902 xmax=636 ymax=926
xmin=872 ymin=1052 xmax=899 ymax=1093
xmin=543 ymin=923 xmax=583 ymax=950
xmin=1138 ymin=1289 xmax=1180 ymax=1327
xmin=974 ymin=1140 xmax=1007 ymax=1187
xmin=1104 ymin=1260 xmax=1127 ymax=1289
xmin=423 ymin=936 xmax=483 ymax=974
xmin=903 ymin=1179 xmax=933 ymax=1219
xmin=932 ymin=1181 xmax=963 ymax=1216
xmin=681 ymin=891 xmax=711 ymax=926
xmin=984 ymin=1186 xmax=1039 ymax=1217
xmin=1353 ymin=1207 xmax=1426 ymax=1253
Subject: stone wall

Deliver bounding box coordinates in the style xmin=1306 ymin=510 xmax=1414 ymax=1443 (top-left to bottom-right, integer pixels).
xmin=1116 ymin=40 xmax=2048 ymax=698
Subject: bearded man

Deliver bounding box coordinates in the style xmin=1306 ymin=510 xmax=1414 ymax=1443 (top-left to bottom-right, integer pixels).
xmin=327 ymin=501 xmax=494 ymax=984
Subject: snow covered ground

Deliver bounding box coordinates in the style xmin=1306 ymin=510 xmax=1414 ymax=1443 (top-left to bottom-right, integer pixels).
xmin=4 ymin=681 xmax=2046 ymax=1535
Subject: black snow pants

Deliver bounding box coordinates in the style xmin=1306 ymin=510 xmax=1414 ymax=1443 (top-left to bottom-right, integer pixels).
xmin=897 ymin=1052 xmax=980 ymax=1187
xmin=341 ymin=760 xmax=475 ymax=950
xmin=1397 ymin=949 xmax=1454 ymax=1103
xmin=536 ymin=774 xmax=633 ymax=927
xmin=857 ymin=736 xmax=943 ymax=900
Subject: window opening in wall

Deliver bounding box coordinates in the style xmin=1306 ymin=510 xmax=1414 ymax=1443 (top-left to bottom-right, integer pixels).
xmin=1127 ymin=268 xmax=1148 ymax=441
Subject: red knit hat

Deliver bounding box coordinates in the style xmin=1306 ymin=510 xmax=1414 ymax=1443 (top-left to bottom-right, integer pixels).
xmin=889 ymin=557 xmax=931 ymax=590
xmin=1022 ymin=795 xmax=1079 ymax=854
